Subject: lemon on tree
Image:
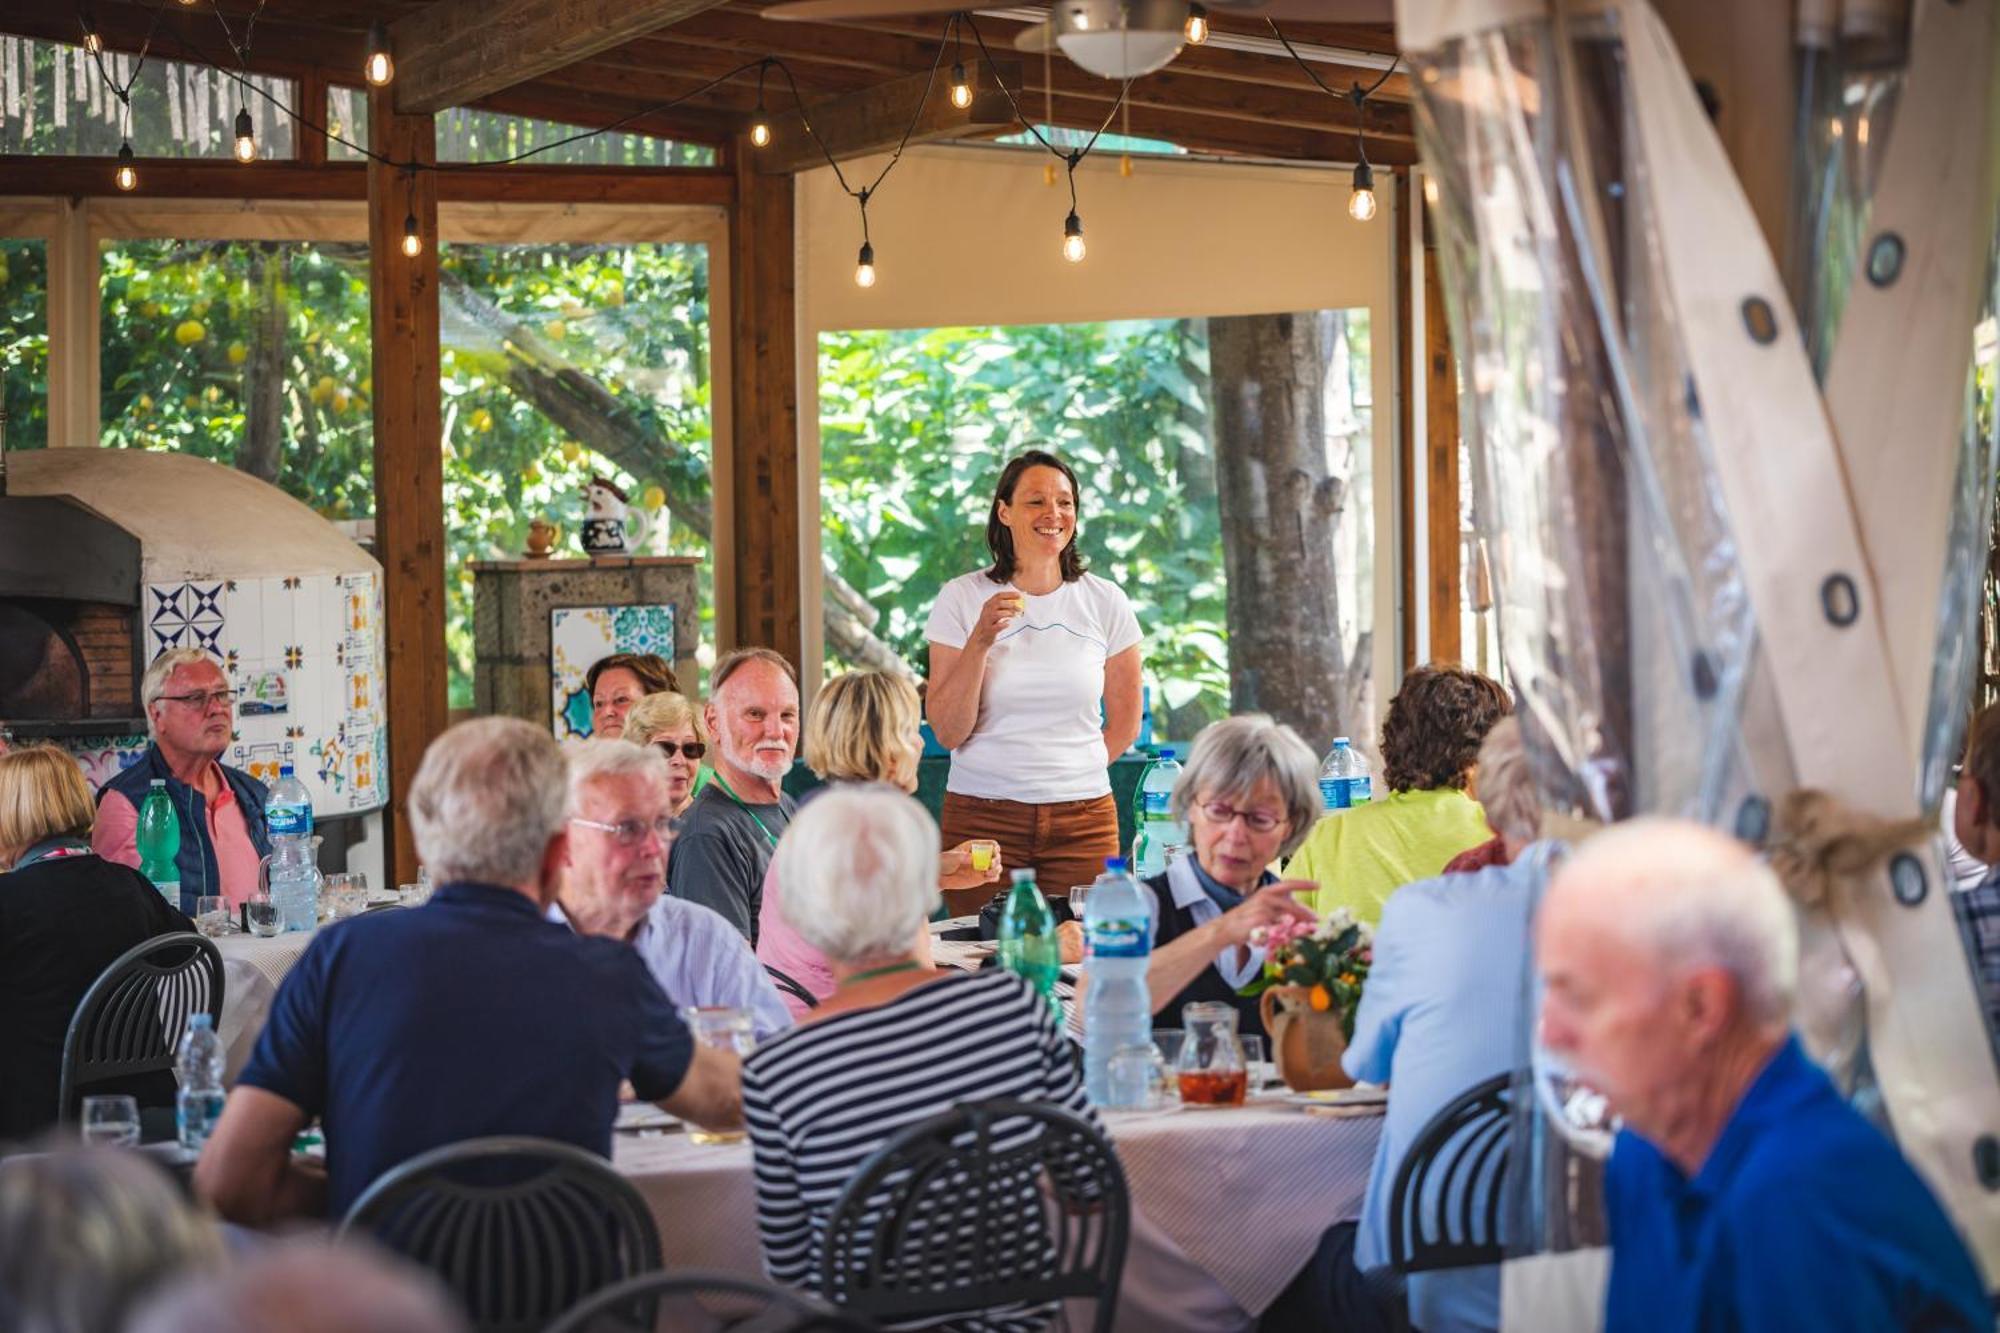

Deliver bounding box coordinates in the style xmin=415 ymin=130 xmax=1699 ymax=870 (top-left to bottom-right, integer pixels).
xmin=559 ymin=440 xmax=582 ymax=463
xmin=227 ymin=341 xmax=248 ymax=366
xmin=174 ymin=319 xmax=206 ymax=346
xmin=641 ymin=485 xmax=665 ymax=511
xmin=469 ymin=407 xmax=495 ymax=433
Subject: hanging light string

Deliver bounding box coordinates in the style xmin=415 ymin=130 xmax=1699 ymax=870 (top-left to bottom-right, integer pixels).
xmin=1269 ymin=21 xmax=1398 ymax=222
xmin=80 ymin=0 xmax=169 ymax=185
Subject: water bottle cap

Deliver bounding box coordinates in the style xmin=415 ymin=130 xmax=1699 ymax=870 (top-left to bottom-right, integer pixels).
xmin=279 ymin=763 xmax=295 ymax=778
xmin=1105 ymin=856 xmax=1128 ymax=872
xmin=1333 ymin=737 xmax=1351 ymax=747
xmin=1010 ymin=868 xmax=1036 ymax=884
xmin=188 ymin=1013 xmax=213 ymax=1030
xmin=1157 ymin=748 xmax=1174 ymax=760
xmin=149 ymin=777 xmax=166 ymax=788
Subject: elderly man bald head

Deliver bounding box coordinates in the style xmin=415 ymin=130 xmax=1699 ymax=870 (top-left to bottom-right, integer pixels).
xmin=1537 ymin=818 xmax=1988 ymax=1333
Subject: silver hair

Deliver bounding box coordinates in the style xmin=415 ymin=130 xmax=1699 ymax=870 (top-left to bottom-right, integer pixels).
xmin=140 ymin=647 xmax=227 ymax=739
xmin=1558 ymin=817 xmax=1799 ymax=1026
xmin=128 ymin=1237 xmax=467 ymax=1333
xmin=0 ymin=1144 xmax=227 ymax=1333
xmin=565 ymin=737 xmax=670 ymax=814
xmin=1168 ymin=714 xmax=1323 ymax=860
xmin=775 ymin=784 xmax=940 ymax=964
xmin=407 ymin=718 xmax=568 ymax=888
xmin=1473 ymin=717 xmax=1540 ymax=843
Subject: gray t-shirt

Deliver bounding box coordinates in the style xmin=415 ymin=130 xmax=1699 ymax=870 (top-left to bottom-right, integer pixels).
xmin=666 ymin=781 xmax=794 ymax=943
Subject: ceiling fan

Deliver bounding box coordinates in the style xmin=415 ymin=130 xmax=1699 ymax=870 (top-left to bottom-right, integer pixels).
xmin=761 ymin=0 xmax=1394 ymax=81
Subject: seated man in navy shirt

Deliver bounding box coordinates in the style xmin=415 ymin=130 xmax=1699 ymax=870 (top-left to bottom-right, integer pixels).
xmin=195 ymin=717 xmax=743 ymax=1223
xmin=1538 ymin=819 xmax=1991 ymax=1332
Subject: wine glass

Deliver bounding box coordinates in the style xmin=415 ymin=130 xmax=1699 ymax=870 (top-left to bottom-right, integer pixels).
xmin=81 ymin=1095 xmax=141 ymax=1147
xmin=1068 ymin=883 xmax=1091 ymax=922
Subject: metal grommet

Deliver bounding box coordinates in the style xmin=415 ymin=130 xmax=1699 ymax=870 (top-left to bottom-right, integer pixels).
xmin=1734 ymin=795 xmax=1770 ymax=847
xmin=1865 ymin=233 xmax=1905 ymax=287
xmin=1691 ymin=650 xmax=1718 ymax=701
xmin=1741 ymin=297 xmax=1778 ymax=345
xmin=1821 ymin=574 xmax=1860 ymax=627
xmin=1888 ymin=852 xmax=1927 ymax=906
xmin=1975 ymin=1136 xmax=2000 ymax=1190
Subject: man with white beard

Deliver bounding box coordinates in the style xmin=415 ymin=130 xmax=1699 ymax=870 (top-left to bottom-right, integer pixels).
xmin=666 ymin=648 xmax=801 ymax=943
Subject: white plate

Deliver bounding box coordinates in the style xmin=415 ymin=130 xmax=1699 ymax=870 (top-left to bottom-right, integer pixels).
xmin=1283 ymin=1085 xmax=1389 ymax=1107
xmin=614 ymin=1102 xmax=680 ymax=1131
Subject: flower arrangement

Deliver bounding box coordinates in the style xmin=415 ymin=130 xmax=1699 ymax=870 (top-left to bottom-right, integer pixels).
xmin=1240 ymin=907 xmax=1374 ymax=1039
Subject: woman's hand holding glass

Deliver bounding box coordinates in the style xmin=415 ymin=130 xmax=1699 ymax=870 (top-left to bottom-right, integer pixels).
xmin=938 ymin=839 xmax=1004 ymax=892
xmin=967 ymin=590 xmax=1026 ymax=649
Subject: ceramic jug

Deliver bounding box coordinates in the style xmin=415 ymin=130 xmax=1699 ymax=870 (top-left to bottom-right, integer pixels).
xmin=581 ymin=476 xmax=651 ymax=555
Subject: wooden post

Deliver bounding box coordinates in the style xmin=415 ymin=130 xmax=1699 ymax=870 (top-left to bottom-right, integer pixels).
xmin=1422 ymin=241 xmax=1462 ymax=666
xmin=1394 ymin=170 xmax=1417 ymax=671
xmin=367 ymin=86 xmax=445 ymax=885
xmin=725 ymin=140 xmax=802 ymax=670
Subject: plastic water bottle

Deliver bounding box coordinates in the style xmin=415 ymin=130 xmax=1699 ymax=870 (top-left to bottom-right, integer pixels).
xmin=1318 ymin=738 xmax=1373 ymax=813
xmin=174 ymin=1012 xmax=226 ymax=1151
xmin=136 ymin=779 xmax=182 ymax=908
xmin=996 ymin=869 xmax=1061 ymax=1010
xmin=1132 ymin=750 xmax=1187 ymax=878
xmin=1082 ymin=857 xmax=1153 ymax=1107
xmin=265 ymin=764 xmax=319 ymax=933
xmin=266 ymin=763 xmax=313 ymax=839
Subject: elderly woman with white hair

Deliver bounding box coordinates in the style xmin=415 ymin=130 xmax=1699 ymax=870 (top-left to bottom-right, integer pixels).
xmin=1096 ymin=714 xmax=1323 ymax=1043
xmin=741 ymin=785 xmax=1095 ymax=1299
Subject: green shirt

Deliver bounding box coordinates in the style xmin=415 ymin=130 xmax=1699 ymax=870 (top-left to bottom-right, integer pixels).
xmin=1281 ymin=787 xmax=1493 ymax=925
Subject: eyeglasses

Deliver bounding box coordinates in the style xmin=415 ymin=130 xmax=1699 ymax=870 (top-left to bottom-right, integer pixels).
xmin=653 ymin=740 xmax=707 ymax=761
xmin=569 ymin=815 xmax=680 ymax=848
xmin=159 ymin=688 xmax=239 ymax=710
xmin=1198 ymin=800 xmax=1285 ymax=834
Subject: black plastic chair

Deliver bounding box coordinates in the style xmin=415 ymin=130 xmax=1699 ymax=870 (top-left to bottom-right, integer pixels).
xmin=820 ymin=1099 xmax=1128 ymax=1332
xmin=764 ymin=964 xmax=820 ymax=1011
xmin=1387 ymin=1072 xmax=1515 ymax=1274
xmin=339 ymin=1136 xmax=661 ymax=1333
xmin=546 ymin=1270 xmax=876 ymax=1333
xmin=57 ymin=931 xmax=224 ymax=1125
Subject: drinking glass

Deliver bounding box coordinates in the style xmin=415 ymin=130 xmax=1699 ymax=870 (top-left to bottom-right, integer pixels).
xmin=327 ymin=872 xmax=368 ymax=920
xmin=81 ymin=1095 xmax=141 ymax=1147
xmin=246 ymin=894 xmax=281 ymax=938
xmin=1106 ymin=1043 xmax=1175 ymax=1110
xmin=1068 ymin=883 xmax=1092 ymax=921
xmin=195 ymin=896 xmax=231 ymax=938
xmin=1240 ymin=1035 xmax=1269 ymax=1092
xmin=968 ymin=839 xmax=999 ymax=873
xmin=682 ymin=1006 xmax=755 ymax=1145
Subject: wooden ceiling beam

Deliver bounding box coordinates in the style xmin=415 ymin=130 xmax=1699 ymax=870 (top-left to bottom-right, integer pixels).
xmin=0 ymin=155 xmax=732 ymax=203
xmin=754 ymin=61 xmax=1019 ymax=173
xmin=387 ymin=0 xmax=735 ymax=115
xmin=470 ymin=82 xmax=741 ymax=145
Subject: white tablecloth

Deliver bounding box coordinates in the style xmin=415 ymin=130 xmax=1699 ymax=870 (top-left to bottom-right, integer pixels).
xmin=613 ymin=1096 xmax=1381 ymax=1331
xmin=216 ymin=931 xmax=315 ymax=1083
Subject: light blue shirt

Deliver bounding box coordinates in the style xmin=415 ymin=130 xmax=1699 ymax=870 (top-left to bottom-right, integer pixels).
xmin=1341 ymin=848 xmax=1546 ymax=1333
xmin=549 ymin=896 xmax=794 ymax=1042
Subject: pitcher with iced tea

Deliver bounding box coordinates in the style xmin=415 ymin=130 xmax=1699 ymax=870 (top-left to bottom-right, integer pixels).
xmin=1176 ymin=1001 xmax=1249 ymax=1107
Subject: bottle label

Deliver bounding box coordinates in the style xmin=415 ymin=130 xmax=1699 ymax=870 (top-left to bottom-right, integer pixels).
xmin=1086 ymin=919 xmax=1151 ymax=960
xmin=156 ymin=880 xmax=180 ymax=906
xmin=268 ymin=805 xmax=311 ymax=837
xmin=1141 ymin=790 xmax=1172 ymax=816
xmin=1319 ymin=777 xmax=1351 ymax=810
xmin=1346 ymin=777 xmax=1372 ymax=806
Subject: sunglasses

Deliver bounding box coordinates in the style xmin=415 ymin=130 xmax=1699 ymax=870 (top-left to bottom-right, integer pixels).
xmin=653 ymin=740 xmax=707 ymax=761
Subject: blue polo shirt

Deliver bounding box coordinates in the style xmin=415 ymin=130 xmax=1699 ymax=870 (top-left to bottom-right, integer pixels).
xmin=1605 ymin=1034 xmax=1992 ymax=1331
xmin=238 ymin=881 xmax=695 ymax=1218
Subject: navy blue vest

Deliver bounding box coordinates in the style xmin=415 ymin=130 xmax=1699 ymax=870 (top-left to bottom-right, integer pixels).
xmin=98 ymin=744 xmax=273 ymax=913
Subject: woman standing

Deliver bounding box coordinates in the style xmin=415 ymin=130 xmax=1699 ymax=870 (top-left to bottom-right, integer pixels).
xmin=925 ymin=450 xmax=1143 ymax=904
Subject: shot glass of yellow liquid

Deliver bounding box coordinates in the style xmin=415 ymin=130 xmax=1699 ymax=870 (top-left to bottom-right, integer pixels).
xmin=969 ymin=839 xmax=999 ymax=872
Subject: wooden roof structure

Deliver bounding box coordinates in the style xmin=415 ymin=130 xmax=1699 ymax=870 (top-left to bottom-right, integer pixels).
xmin=2 ymin=2 xmax=1411 ymax=172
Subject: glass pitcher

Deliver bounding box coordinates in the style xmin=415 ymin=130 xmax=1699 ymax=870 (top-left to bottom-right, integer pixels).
xmin=1176 ymin=1001 xmax=1249 ymax=1107
xmin=259 ymin=835 xmax=323 ymax=934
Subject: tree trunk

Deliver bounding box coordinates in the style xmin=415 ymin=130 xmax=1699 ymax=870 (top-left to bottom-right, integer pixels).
xmin=237 ymin=244 xmax=287 ymax=483
xmin=1208 ymin=311 xmax=1361 ymax=754
xmin=433 ymin=267 xmax=914 ymax=677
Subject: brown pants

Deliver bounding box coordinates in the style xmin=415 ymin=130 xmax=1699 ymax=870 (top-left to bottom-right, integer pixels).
xmin=939 ymin=791 xmax=1121 ymax=913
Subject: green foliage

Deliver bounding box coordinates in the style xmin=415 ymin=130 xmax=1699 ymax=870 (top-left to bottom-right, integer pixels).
xmin=0 ymin=240 xmax=49 ymax=449
xmin=816 ymin=319 xmax=1233 ymax=740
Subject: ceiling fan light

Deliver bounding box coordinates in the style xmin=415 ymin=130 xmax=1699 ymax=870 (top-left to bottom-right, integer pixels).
xmin=1055 ymin=29 xmax=1184 ymax=79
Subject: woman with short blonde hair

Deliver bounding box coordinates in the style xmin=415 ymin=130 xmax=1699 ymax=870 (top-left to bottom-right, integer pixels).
xmin=623 ymin=691 xmax=708 ymax=817
xmin=755 ymin=670 xmax=1002 ymax=1015
xmin=1 ymin=746 xmax=193 ymax=1141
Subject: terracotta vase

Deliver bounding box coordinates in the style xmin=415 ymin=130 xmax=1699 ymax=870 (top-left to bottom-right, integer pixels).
xmin=1260 ymin=985 xmax=1356 ymax=1092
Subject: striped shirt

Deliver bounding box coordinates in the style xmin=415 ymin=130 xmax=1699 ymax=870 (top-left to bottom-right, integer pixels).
xmin=742 ymin=968 xmax=1098 ymax=1325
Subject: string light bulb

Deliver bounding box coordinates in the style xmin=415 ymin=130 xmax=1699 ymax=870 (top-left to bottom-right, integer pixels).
xmin=949 ymin=62 xmax=973 ymax=110
xmin=114 ymin=142 xmax=137 ymax=192
xmin=749 ymin=108 xmax=772 ymax=148
xmin=854 ymin=241 xmax=876 ymax=289
xmin=1348 ymin=160 xmax=1377 ymax=221
xmin=1184 ymin=4 xmax=1210 ymax=45
xmin=233 ymin=108 xmax=257 ymax=163
xmin=401 ymin=212 xmax=422 ymax=258
xmin=1062 ymin=210 xmax=1086 ymax=263
xmin=81 ymin=12 xmax=103 ymax=54
xmin=365 ymin=21 xmax=394 ymax=87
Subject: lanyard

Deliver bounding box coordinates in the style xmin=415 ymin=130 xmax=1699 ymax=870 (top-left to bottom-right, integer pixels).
xmin=14 ymin=838 xmax=92 ymax=869
xmin=840 ymin=960 xmax=924 ymax=988
xmin=708 ymin=772 xmax=783 ymax=849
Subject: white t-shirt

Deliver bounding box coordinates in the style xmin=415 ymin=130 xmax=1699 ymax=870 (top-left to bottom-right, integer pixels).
xmin=926 ymin=569 xmax=1142 ymax=802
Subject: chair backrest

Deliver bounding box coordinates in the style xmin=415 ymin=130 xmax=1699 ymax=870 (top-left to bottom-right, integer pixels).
xmin=57 ymin=931 xmax=224 ymax=1121
xmin=340 ymin=1136 xmax=662 ymax=1333
xmin=763 ymin=964 xmax=819 ymax=1010
xmin=820 ymin=1099 xmax=1128 ymax=1333
xmin=546 ymin=1269 xmax=875 ymax=1333
xmin=1388 ymin=1071 xmax=1515 ymax=1274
